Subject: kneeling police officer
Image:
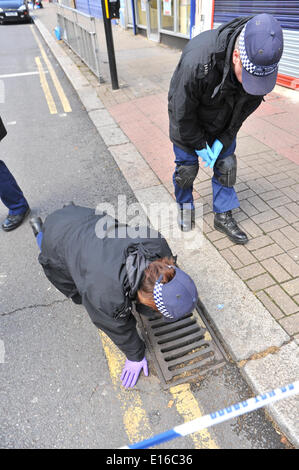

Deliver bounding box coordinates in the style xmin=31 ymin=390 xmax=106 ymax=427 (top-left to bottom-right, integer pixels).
xmin=29 ymin=204 xmax=198 ymax=389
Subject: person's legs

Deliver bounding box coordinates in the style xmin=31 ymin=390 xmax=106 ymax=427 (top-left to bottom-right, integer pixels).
xmin=212 ymin=140 xmax=248 ymax=244
xmin=173 ymin=145 xmax=198 ymax=231
xmin=0 ymin=161 xmax=30 ymax=231
xmin=0 ymin=161 xmax=29 ymax=215
xmin=212 ymin=140 xmax=239 ymax=213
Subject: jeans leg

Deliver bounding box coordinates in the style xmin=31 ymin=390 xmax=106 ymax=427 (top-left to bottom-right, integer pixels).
xmin=212 ymin=140 xmax=240 ymax=213
xmin=212 ymin=178 xmax=240 ymax=213
xmin=0 ymin=161 xmax=29 ymax=215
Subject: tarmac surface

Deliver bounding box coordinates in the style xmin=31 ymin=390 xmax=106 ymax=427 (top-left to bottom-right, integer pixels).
xmin=13 ymin=2 xmax=299 ymax=447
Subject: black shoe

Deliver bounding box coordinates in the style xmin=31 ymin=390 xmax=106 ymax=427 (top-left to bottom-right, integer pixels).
xmin=178 ymin=208 xmax=195 ymax=232
xmin=214 ymin=211 xmax=248 ymax=244
xmin=29 ymin=217 xmax=43 ymax=237
xmin=2 ymin=208 xmax=30 ymax=232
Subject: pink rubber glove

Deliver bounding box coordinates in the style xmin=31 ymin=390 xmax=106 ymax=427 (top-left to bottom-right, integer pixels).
xmin=121 ymin=357 xmax=148 ymax=388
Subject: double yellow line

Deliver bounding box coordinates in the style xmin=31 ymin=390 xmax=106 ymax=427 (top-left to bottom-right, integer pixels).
xmin=100 ymin=332 xmax=218 ymax=449
xmin=31 ymin=25 xmax=71 ymax=114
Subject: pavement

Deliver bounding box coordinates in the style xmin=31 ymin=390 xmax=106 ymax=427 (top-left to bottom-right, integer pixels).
xmin=32 ymin=3 xmax=298 ymax=447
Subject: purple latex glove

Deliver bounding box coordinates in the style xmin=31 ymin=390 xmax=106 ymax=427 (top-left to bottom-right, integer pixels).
xmin=121 ymin=357 xmax=148 ymax=388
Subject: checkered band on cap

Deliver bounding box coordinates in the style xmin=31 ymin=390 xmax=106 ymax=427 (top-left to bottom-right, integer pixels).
xmin=239 ymin=25 xmax=278 ymax=77
xmin=153 ymin=278 xmax=174 ymax=320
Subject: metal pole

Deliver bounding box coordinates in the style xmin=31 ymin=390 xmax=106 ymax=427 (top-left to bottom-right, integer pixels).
xmin=101 ymin=0 xmax=119 ymax=90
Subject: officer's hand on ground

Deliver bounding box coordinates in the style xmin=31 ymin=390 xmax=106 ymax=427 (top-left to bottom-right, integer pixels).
xmin=121 ymin=357 xmax=148 ymax=388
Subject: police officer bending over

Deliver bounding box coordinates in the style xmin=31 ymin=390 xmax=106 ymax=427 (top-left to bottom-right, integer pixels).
xmin=29 ymin=205 xmax=198 ymax=389
xmin=169 ymin=14 xmax=283 ymax=243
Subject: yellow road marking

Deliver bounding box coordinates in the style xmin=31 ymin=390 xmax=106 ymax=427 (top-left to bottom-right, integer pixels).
xmin=99 ymin=332 xmax=152 ymax=444
xmin=99 ymin=331 xmax=219 ymax=448
xmin=35 ymin=57 xmax=57 ymax=114
xmin=31 ymin=25 xmax=72 ymax=113
xmin=170 ymin=383 xmax=218 ymax=449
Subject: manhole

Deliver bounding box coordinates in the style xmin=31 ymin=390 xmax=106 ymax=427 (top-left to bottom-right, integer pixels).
xmin=135 ymin=301 xmax=227 ymax=389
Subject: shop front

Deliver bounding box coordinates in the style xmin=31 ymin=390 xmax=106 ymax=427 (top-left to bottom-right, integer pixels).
xmin=123 ymin=0 xmax=299 ymax=89
xmin=212 ymin=0 xmax=299 ymax=90
xmin=126 ymin=0 xmax=196 ymax=42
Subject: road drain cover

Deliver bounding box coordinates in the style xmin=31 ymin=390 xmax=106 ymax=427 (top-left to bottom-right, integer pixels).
xmin=135 ymin=302 xmax=227 ymax=389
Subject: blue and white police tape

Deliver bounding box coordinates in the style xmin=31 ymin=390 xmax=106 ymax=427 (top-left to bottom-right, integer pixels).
xmin=120 ymin=381 xmax=299 ymax=449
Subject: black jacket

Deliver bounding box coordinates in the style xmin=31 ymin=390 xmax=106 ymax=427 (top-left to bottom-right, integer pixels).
xmin=168 ymin=17 xmax=263 ymax=154
xmin=38 ymin=205 xmax=173 ymax=361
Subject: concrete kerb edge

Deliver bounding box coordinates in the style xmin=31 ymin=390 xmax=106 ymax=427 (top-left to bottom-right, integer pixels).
xmin=33 ymin=17 xmax=299 ymax=447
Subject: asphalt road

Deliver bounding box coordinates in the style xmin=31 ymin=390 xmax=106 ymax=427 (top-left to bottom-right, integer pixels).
xmin=0 ymin=22 xmax=290 ymax=451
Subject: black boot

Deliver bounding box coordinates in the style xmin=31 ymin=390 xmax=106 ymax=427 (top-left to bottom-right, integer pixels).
xmin=29 ymin=217 xmax=43 ymax=237
xmin=214 ymin=211 xmax=248 ymax=244
xmin=178 ymin=208 xmax=195 ymax=232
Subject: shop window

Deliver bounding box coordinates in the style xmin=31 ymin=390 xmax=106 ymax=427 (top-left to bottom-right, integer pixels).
xmin=161 ymin=0 xmax=174 ymax=31
xmin=178 ymin=0 xmax=190 ymax=35
xmin=160 ymin=0 xmax=190 ymax=35
xmin=149 ymin=0 xmax=159 ymax=31
xmin=137 ymin=0 xmax=147 ymax=26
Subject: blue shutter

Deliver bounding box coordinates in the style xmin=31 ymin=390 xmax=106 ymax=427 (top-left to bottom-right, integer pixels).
xmin=213 ymin=1 xmax=299 ymax=81
xmin=214 ymin=0 xmax=299 ymax=31
xmin=75 ymin=0 xmax=103 ymax=18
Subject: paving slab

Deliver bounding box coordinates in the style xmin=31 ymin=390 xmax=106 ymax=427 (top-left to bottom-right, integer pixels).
xmin=243 ymin=341 xmax=299 ymax=447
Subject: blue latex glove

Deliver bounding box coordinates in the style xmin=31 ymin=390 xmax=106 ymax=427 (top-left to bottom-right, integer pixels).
xmin=209 ymin=139 xmax=223 ymax=167
xmin=121 ymin=357 xmax=148 ymax=388
xmin=195 ymin=140 xmax=223 ymax=169
xmin=195 ymin=145 xmax=215 ymax=168
xmin=195 ymin=147 xmax=211 ymax=165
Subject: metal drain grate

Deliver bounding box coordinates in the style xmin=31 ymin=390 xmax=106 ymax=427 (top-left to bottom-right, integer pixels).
xmin=135 ymin=302 xmax=227 ymax=389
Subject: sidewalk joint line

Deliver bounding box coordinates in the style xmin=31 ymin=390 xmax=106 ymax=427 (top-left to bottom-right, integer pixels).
xmin=238 ymin=340 xmax=293 ymax=367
